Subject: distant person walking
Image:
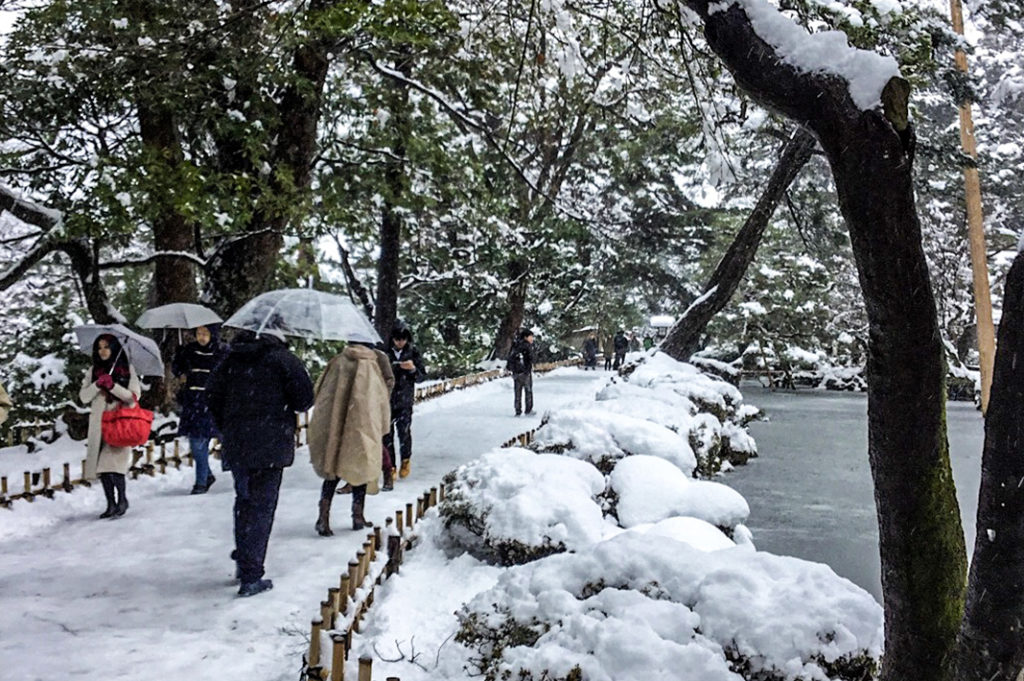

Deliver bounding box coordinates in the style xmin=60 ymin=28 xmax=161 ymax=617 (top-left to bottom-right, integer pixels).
xmin=582 ymin=333 xmax=598 ymax=370
xmin=172 ymin=325 xmax=226 ymax=495
xmin=207 ymin=329 xmax=314 ymax=597
xmin=643 ymin=335 xmax=654 ymax=351
xmin=384 ymin=320 xmax=425 ymax=479
xmin=308 ymin=343 xmax=394 ymax=535
xmin=0 ymin=381 xmax=11 ymax=426
xmin=79 ymin=334 xmax=141 ymax=519
xmin=508 ymin=328 xmax=536 ymax=416
xmin=613 ymin=330 xmax=628 ymax=370
xmin=603 ymin=334 xmax=615 ymax=371
xmin=628 ymin=332 xmax=641 ymax=353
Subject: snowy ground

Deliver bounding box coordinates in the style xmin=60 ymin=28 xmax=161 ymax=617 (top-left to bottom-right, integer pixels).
xmin=0 ymin=368 xmax=605 ymax=681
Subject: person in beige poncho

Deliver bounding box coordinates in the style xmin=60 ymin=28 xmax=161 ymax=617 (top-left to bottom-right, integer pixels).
xmin=308 ymin=342 xmax=394 ymax=534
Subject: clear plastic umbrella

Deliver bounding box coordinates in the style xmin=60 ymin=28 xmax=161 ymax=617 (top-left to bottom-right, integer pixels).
xmin=74 ymin=324 xmax=165 ymax=376
xmin=136 ymin=303 xmax=222 ymax=330
xmin=223 ymin=289 xmax=381 ymax=344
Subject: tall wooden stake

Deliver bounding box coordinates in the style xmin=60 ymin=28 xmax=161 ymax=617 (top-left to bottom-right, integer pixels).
xmin=950 ymin=0 xmax=996 ymax=413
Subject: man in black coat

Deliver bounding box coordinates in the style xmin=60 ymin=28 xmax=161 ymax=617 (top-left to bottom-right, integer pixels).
xmin=613 ymin=329 xmax=629 ymax=370
xmin=383 ymin=320 xmax=426 ymax=479
xmin=207 ymin=329 xmax=314 ymax=597
xmin=507 ymin=328 xmax=536 ymax=416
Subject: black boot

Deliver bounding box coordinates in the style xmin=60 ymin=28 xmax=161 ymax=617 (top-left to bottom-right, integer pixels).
xmin=316 ymin=479 xmax=339 ymax=536
xmin=99 ymin=473 xmax=116 ymax=519
xmin=351 ymin=485 xmax=369 ymax=530
xmin=112 ymin=474 xmax=128 ymax=517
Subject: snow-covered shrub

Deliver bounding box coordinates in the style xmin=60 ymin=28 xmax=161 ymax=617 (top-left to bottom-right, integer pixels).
xmin=609 ymin=455 xmax=749 ymax=532
xmin=439 ymin=449 xmax=611 ymax=565
xmin=456 ymin=533 xmax=883 ymax=681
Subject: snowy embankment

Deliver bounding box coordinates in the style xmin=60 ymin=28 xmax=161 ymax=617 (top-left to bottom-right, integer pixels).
xmin=356 ymin=352 xmax=883 ymax=681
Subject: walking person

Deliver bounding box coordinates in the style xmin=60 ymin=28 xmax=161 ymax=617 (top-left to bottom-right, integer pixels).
xmin=207 ymin=328 xmax=314 ymax=597
xmin=508 ymin=328 xmax=536 ymax=416
xmin=628 ymin=332 xmax=641 ymax=353
xmin=79 ymin=335 xmax=142 ymax=519
xmin=172 ymin=325 xmax=226 ymax=494
xmin=309 ymin=342 xmax=394 ymax=536
xmin=613 ymin=329 xmax=628 ymax=370
xmin=603 ymin=333 xmax=615 ymax=371
xmin=383 ymin=320 xmax=425 ymax=479
xmin=582 ymin=333 xmax=598 ymax=370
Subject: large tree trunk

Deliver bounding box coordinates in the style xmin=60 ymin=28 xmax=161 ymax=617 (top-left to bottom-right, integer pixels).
xmin=375 ymin=51 xmax=413 ymax=341
xmin=489 ymin=259 xmax=528 ymax=360
xmin=660 ymin=127 xmax=815 ymax=360
xmin=955 ymin=251 xmax=1024 ymax=680
xmin=681 ymin=4 xmax=966 ymax=679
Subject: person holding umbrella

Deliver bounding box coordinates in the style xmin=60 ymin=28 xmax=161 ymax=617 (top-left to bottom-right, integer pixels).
xmin=308 ymin=342 xmax=394 ymax=535
xmin=207 ymin=319 xmax=314 ymax=597
xmin=79 ymin=334 xmax=142 ymax=518
xmin=172 ymin=325 xmax=226 ymax=494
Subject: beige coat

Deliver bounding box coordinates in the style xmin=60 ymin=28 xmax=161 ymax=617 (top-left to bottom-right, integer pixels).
xmin=0 ymin=382 xmax=11 ymax=426
xmin=308 ymin=346 xmax=392 ymax=492
xmin=79 ymin=367 xmax=141 ymax=479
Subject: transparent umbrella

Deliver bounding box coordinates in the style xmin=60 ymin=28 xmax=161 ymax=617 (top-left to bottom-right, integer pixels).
xmin=74 ymin=324 xmax=165 ymax=376
xmin=136 ymin=303 xmax=223 ymax=330
xmin=223 ymin=289 xmax=381 ymax=344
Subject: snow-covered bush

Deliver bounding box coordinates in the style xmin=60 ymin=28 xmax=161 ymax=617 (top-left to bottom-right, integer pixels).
xmin=535 ymin=352 xmax=760 ymax=476
xmin=439 ymin=449 xmax=611 ymax=565
xmin=455 ymin=533 xmax=883 ymax=681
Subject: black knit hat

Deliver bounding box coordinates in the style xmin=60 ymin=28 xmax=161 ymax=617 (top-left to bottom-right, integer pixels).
xmin=519 ymin=328 xmax=534 ymax=339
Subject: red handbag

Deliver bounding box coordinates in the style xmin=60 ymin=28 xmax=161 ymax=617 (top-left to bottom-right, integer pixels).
xmin=102 ymin=401 xmax=154 ymax=448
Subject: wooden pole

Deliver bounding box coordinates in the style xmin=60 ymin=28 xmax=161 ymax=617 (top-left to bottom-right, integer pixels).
xmin=405 ymin=503 xmax=413 ymax=529
xmin=62 ymin=462 xmax=71 ymax=491
xmin=320 ymin=600 xmax=333 ymax=630
xmin=348 ymin=560 xmax=359 ymax=597
xmin=1 ymin=476 xmax=7 ymax=497
xmin=950 ymin=0 xmax=996 ymax=413
xmin=330 ymin=633 xmax=346 ymax=681
xmin=358 ymin=656 xmax=373 ymax=681
xmin=395 ymin=510 xmax=404 ymax=535
xmin=429 ymin=487 xmax=437 ymax=508
xmin=328 ymin=587 xmax=341 ymax=619
xmin=339 ymin=575 xmax=350 ymax=614
xmin=310 ymin=618 xmax=323 ymax=671
xmin=24 ymin=471 xmax=32 ymax=498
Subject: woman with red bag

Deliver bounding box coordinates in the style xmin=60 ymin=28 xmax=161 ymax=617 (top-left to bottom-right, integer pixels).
xmin=79 ymin=334 xmax=141 ymax=519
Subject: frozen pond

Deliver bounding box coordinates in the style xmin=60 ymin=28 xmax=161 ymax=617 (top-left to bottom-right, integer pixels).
xmin=728 ymin=386 xmax=986 ymax=602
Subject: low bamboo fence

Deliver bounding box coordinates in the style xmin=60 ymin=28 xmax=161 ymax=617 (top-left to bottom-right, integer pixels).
xmin=0 ymin=359 xmax=578 ymax=509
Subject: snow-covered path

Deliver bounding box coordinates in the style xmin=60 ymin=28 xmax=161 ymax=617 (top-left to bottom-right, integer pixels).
xmin=0 ymin=369 xmax=603 ymax=681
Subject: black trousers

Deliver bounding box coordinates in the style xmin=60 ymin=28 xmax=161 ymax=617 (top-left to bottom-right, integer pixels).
xmin=231 ymin=467 xmax=284 ymax=584
xmin=513 ymin=372 xmax=533 ymax=414
xmin=613 ymin=351 xmax=626 ymax=369
xmin=384 ymin=408 xmax=413 ymax=462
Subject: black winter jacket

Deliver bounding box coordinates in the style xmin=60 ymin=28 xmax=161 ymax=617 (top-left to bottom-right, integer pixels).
xmin=507 ymin=339 xmax=535 ymax=375
xmin=172 ymin=340 xmax=227 ymax=438
xmin=386 ymin=343 xmax=426 ymax=414
xmin=206 ymin=337 xmax=314 ymax=469
xmin=614 ymin=332 xmax=629 ymax=353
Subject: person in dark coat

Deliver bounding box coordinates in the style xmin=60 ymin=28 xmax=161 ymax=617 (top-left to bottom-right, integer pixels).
xmin=383 ymin=320 xmax=426 ymax=479
xmin=172 ymin=325 xmax=227 ymax=495
xmin=582 ymin=333 xmax=598 ymax=370
xmin=206 ymin=328 xmax=314 ymax=597
xmin=628 ymin=332 xmax=641 ymax=353
xmin=613 ymin=329 xmax=628 ymax=369
xmin=507 ymin=328 xmax=536 ymax=416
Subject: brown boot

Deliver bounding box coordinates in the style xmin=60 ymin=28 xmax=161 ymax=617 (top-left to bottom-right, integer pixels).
xmin=382 ymin=466 xmax=394 ymax=491
xmin=352 ymin=485 xmax=369 ymax=530
xmin=315 ymin=497 xmax=333 ymax=536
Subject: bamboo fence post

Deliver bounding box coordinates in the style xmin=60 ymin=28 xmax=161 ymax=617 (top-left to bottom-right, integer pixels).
xmin=356 ymin=550 xmax=367 ymax=586
xmin=358 ymin=656 xmax=372 ymax=681
xmin=320 ymin=600 xmax=333 ymax=630
xmin=416 ymin=496 xmax=424 ymax=520
xmin=386 ymin=677 xmax=400 ymax=681
xmin=339 ymin=575 xmax=350 ymax=614
xmin=328 ymin=587 xmax=341 ymax=620
xmin=1 ymin=476 xmax=7 ymax=498
xmin=42 ymin=468 xmax=51 ymax=495
xmin=386 ymin=535 xmax=401 ymax=577
xmin=439 ymin=482 xmax=445 ymax=502
xmin=330 ymin=633 xmax=346 ymax=681
xmin=173 ymin=440 xmax=181 ymax=468
xmin=429 ymin=487 xmax=437 ymax=508
xmin=80 ymin=459 xmax=88 ymax=484
xmin=395 ymin=510 xmax=404 ymax=535
xmin=309 ymin=618 xmax=323 ymax=673
xmin=405 ymin=503 xmax=413 ymax=529
xmin=62 ymin=462 xmax=71 ymax=491
xmin=145 ymin=442 xmax=154 ymax=475
xmin=347 ymin=560 xmax=359 ymax=597
xmin=24 ymin=471 xmax=32 ymax=499
xmin=373 ymin=526 xmax=382 ymax=553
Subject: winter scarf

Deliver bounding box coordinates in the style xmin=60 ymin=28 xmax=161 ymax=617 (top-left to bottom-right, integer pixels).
xmin=91 ymin=334 xmax=132 ymax=392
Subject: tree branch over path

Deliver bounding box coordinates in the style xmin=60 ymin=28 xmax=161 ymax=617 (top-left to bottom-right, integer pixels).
xmin=673 ymin=3 xmax=964 ymax=680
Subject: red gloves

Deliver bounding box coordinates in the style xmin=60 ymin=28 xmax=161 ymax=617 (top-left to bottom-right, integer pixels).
xmin=96 ymin=373 xmax=115 ymax=391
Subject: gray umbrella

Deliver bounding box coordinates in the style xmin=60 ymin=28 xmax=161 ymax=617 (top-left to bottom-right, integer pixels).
xmin=137 ymin=303 xmax=223 ymax=330
xmin=223 ymin=289 xmax=381 ymax=344
xmin=74 ymin=324 xmax=165 ymax=376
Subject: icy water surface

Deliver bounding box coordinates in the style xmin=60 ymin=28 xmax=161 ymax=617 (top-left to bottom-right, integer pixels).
xmin=728 ymin=386 xmax=985 ymax=602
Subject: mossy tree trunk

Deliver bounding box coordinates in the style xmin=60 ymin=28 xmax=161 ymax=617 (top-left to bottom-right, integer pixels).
xmin=955 ymin=251 xmax=1024 ymax=680
xmin=677 ymin=3 xmax=966 ymax=679
xmin=660 ymin=127 xmax=815 ymax=361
